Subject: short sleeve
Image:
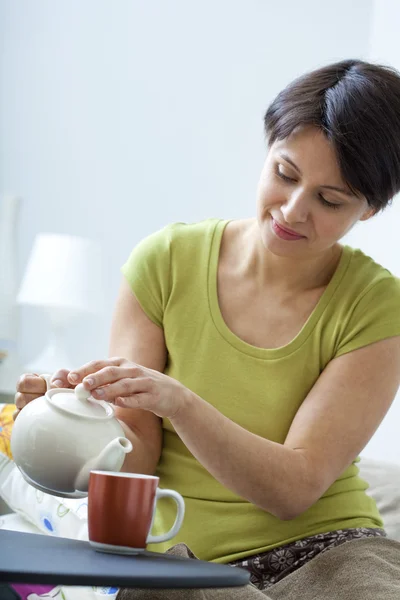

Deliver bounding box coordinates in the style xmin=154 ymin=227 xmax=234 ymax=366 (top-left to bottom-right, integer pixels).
xmin=121 ymin=227 xmax=172 ymax=328
xmin=334 ymin=275 xmax=400 ymax=358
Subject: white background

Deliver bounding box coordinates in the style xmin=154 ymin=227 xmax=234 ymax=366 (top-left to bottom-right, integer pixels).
xmin=1 ymin=0 xmax=399 ymax=461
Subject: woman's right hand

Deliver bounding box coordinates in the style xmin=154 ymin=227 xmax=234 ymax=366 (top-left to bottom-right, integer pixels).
xmin=13 ymin=369 xmax=75 ymax=420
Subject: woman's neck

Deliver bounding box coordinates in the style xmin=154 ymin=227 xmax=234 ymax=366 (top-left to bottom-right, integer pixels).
xmin=234 ymin=219 xmax=343 ymax=295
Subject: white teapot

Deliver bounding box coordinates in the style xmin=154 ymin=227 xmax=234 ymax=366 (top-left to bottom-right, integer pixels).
xmin=11 ymin=380 xmax=133 ymax=498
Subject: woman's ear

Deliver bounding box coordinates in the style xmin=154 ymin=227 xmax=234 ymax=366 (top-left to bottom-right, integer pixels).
xmin=359 ymin=206 xmax=377 ymax=221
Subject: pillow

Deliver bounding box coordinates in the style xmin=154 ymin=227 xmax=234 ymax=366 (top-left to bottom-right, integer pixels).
xmin=0 ymin=465 xmax=88 ymax=539
xmin=0 ymin=511 xmax=42 ymax=534
xmin=359 ymin=455 xmax=400 ymax=542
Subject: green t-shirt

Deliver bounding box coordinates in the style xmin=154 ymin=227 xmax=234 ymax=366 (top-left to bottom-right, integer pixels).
xmin=121 ymin=218 xmax=400 ymax=563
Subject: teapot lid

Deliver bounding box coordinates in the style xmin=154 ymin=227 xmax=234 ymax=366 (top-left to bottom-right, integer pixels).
xmin=47 ymin=383 xmax=113 ymax=419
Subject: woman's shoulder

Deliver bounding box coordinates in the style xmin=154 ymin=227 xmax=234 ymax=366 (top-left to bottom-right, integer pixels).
xmin=124 ymin=218 xmax=224 ymax=261
xmin=144 ymin=218 xmax=227 ymax=248
xmin=166 ymin=218 xmax=227 ymax=240
xmin=336 ymin=246 xmax=400 ymax=321
xmin=332 ymin=247 xmax=400 ymax=358
xmin=345 ymin=245 xmax=400 ymax=294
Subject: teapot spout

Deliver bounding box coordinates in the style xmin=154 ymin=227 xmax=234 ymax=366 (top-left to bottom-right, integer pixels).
xmin=74 ymin=437 xmax=133 ymax=493
xmin=94 ymin=436 xmax=133 ymax=472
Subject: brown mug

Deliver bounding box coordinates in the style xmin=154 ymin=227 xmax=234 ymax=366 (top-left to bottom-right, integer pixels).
xmin=88 ymin=471 xmax=185 ymax=554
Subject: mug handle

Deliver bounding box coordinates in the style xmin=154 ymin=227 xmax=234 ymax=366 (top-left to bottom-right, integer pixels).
xmin=146 ymin=488 xmax=185 ymax=544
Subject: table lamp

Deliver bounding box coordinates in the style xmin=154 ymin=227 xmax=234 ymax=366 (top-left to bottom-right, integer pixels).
xmin=17 ymin=233 xmax=104 ymax=374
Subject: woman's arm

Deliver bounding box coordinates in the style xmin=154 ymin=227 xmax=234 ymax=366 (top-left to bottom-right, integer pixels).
xmin=169 ymin=336 xmax=400 ymax=519
xmin=107 ymin=278 xmax=165 ymax=475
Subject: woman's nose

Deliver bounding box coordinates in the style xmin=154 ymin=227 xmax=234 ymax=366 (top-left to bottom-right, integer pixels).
xmin=280 ymin=191 xmax=309 ymax=224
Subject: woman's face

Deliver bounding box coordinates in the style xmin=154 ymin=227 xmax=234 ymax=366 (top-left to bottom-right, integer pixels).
xmin=256 ymin=125 xmax=374 ymax=258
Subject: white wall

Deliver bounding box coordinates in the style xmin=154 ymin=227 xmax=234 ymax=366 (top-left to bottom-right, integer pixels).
xmin=0 ymin=0 xmax=374 ymax=363
xmin=5 ymin=1 xmax=400 ymax=459
xmin=341 ymin=0 xmax=400 ymax=462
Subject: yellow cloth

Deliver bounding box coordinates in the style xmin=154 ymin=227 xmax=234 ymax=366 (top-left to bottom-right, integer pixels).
xmin=0 ymin=404 xmax=16 ymax=459
xmin=121 ymin=219 xmax=400 ymax=563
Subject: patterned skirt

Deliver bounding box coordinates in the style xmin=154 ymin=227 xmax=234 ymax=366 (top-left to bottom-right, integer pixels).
xmin=229 ymin=527 xmax=386 ymax=590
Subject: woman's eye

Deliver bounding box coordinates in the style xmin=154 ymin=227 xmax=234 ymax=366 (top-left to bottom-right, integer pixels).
xmin=276 ymin=166 xmax=295 ymax=182
xmin=319 ymin=195 xmax=341 ymax=210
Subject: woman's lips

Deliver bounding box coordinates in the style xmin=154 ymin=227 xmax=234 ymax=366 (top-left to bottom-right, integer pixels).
xmin=271 ymin=218 xmax=305 ymax=241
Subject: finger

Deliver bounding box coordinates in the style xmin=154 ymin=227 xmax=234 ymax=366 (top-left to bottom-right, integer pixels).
xmin=16 ymin=374 xmax=47 ymax=395
xmin=115 ymin=390 xmax=182 ymax=419
xmin=115 ymin=394 xmax=143 ymax=409
xmin=90 ymin=377 xmax=148 ymax=403
xmin=14 ymin=391 xmax=40 ymax=410
xmin=50 ymin=369 xmax=74 ymax=388
xmin=82 ymin=365 xmax=142 ymax=392
xmin=13 ymin=408 xmax=20 ymax=421
xmin=114 ymin=392 xmax=163 ymax=415
xmin=67 ymin=357 xmax=124 ymax=385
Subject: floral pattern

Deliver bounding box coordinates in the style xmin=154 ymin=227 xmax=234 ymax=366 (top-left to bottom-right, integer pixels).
xmin=0 ymin=403 xmax=15 ymax=459
xmin=230 ymin=527 xmax=386 ymax=590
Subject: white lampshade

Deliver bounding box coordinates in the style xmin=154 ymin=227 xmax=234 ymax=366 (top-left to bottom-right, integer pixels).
xmin=17 ymin=233 xmax=104 ymax=315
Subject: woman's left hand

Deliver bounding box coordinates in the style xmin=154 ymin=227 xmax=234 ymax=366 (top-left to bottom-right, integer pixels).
xmin=67 ymin=357 xmax=190 ymax=419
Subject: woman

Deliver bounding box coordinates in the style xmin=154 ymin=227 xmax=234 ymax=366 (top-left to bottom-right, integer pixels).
xmin=15 ymin=59 xmax=400 ymax=594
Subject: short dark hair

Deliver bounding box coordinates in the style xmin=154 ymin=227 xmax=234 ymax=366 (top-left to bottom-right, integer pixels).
xmin=264 ymin=59 xmax=400 ymax=212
